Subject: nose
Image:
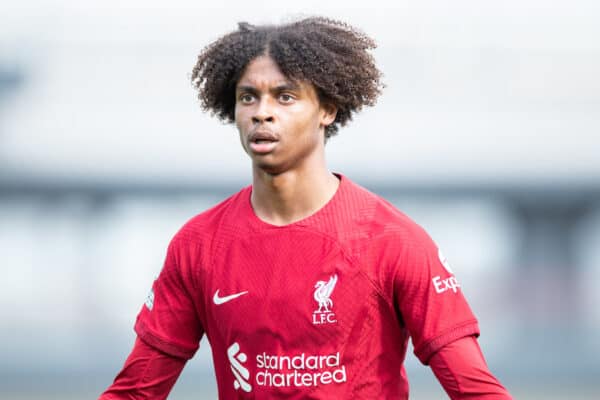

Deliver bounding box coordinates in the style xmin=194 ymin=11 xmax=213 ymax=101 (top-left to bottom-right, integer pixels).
xmin=252 ymin=98 xmax=274 ymax=124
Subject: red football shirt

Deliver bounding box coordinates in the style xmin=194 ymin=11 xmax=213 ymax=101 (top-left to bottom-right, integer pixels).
xmin=135 ymin=175 xmax=479 ymax=399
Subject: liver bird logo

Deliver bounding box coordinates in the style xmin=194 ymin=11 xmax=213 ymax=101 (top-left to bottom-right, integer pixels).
xmin=313 ymin=274 xmax=338 ymax=313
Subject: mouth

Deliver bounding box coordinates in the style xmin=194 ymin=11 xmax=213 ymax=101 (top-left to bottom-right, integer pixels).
xmin=248 ymin=131 xmax=279 ymax=154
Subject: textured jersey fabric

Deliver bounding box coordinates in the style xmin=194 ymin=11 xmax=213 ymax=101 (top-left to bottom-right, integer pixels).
xmin=135 ymin=175 xmax=480 ymax=399
xmin=99 ymin=334 xmax=512 ymax=400
xmin=429 ymin=336 xmax=513 ymax=399
xmin=100 ymin=337 xmax=186 ymax=400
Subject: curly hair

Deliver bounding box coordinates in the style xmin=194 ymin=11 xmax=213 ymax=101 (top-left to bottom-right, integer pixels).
xmin=191 ymin=17 xmax=383 ymax=139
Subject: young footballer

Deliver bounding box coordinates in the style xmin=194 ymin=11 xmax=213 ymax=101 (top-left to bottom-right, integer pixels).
xmin=100 ymin=17 xmax=512 ymax=399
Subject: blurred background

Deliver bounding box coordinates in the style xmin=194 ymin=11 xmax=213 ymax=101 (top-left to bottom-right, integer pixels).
xmin=1 ymin=0 xmax=599 ymax=399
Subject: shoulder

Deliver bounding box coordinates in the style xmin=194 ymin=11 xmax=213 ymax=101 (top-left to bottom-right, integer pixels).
xmin=169 ymin=186 xmax=251 ymax=249
xmin=376 ymin=196 xmax=432 ymax=249
xmin=342 ymin=177 xmax=432 ymax=248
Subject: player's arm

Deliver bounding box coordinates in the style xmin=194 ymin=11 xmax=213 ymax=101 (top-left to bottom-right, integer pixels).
xmin=429 ymin=335 xmax=513 ymax=399
xmin=98 ymin=337 xmax=186 ymax=400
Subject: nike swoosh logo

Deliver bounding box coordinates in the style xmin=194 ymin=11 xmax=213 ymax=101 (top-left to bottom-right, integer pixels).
xmin=213 ymin=289 xmax=249 ymax=305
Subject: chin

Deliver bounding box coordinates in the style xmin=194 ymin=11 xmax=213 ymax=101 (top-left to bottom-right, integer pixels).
xmin=254 ymin=160 xmax=286 ymax=176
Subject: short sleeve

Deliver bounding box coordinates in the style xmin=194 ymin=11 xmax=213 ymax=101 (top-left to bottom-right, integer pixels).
xmin=393 ymin=231 xmax=479 ymax=365
xmin=134 ymin=239 xmax=204 ymax=359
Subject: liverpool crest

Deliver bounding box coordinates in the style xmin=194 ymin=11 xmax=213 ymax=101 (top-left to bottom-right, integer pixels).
xmin=312 ymin=274 xmax=338 ymax=325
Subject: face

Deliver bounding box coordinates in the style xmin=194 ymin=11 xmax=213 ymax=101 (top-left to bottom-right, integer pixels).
xmin=234 ymin=55 xmax=336 ymax=175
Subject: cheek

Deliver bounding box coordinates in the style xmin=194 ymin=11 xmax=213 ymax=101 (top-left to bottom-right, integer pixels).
xmin=235 ymin=108 xmax=250 ymax=136
xmin=289 ymin=106 xmax=318 ymax=129
xmin=234 ymin=106 xmax=242 ymax=129
xmin=234 ymin=107 xmax=250 ymax=152
xmin=301 ymin=108 xmax=324 ymax=134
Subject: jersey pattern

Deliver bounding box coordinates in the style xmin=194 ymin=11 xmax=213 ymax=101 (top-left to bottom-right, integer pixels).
xmin=135 ymin=175 xmax=480 ymax=399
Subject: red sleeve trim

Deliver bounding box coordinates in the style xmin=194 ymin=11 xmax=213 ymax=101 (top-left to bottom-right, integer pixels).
xmin=414 ymin=320 xmax=480 ymax=365
xmin=429 ymin=336 xmax=513 ymax=399
xmin=134 ymin=320 xmax=199 ymax=360
xmin=99 ymin=337 xmax=186 ymax=400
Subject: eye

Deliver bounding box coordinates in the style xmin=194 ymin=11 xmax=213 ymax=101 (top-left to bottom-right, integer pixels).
xmin=239 ymin=93 xmax=255 ymax=104
xmin=279 ymin=93 xmax=294 ymax=103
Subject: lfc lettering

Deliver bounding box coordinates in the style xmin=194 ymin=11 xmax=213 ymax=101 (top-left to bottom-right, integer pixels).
xmin=312 ymin=312 xmax=337 ymax=324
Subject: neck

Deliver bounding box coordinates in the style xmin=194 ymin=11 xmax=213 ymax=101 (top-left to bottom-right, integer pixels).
xmin=250 ymin=163 xmax=339 ymax=226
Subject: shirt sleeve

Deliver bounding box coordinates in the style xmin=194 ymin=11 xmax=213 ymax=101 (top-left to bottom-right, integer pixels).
xmin=98 ymin=337 xmax=186 ymax=400
xmin=392 ymin=230 xmax=480 ymax=364
xmin=134 ymin=238 xmax=204 ymax=359
xmin=429 ymin=335 xmax=513 ymax=399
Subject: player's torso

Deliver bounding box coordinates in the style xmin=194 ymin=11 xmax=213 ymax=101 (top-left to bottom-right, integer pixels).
xmin=198 ymin=227 xmax=409 ymax=399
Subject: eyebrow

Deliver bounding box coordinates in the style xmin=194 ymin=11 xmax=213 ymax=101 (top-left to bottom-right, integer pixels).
xmin=236 ymin=82 xmax=301 ymax=94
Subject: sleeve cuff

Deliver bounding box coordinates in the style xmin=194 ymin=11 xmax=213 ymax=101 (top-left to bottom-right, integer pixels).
xmin=414 ymin=320 xmax=480 ymax=365
xmin=134 ymin=320 xmax=199 ymax=360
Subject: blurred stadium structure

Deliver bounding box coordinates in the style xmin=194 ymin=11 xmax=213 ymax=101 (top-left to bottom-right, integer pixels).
xmin=1 ymin=1 xmax=599 ymax=399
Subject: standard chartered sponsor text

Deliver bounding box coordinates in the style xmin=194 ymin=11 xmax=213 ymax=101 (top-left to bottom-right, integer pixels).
xmin=255 ymin=351 xmax=347 ymax=387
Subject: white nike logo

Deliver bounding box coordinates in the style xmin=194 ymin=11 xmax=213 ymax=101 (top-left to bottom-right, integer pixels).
xmin=213 ymin=289 xmax=249 ymax=305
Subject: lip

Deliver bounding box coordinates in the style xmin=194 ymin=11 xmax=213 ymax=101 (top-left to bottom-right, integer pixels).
xmin=248 ymin=130 xmax=279 ymax=143
xmin=247 ymin=130 xmax=279 ymax=154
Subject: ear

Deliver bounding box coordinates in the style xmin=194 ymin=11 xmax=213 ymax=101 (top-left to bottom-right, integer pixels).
xmin=319 ymin=102 xmax=337 ymax=128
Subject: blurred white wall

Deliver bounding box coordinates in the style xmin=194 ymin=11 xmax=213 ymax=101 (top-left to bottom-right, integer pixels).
xmin=1 ymin=1 xmax=599 ymax=399
xmin=1 ymin=0 xmax=599 ymax=185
